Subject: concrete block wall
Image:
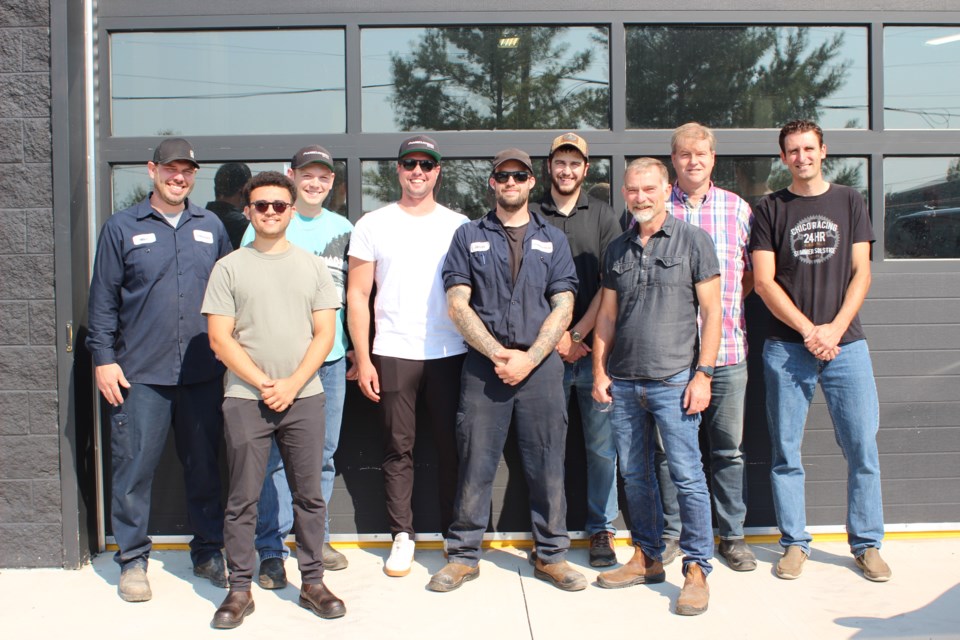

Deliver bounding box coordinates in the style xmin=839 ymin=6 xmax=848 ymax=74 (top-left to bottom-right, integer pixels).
xmin=0 ymin=0 xmax=60 ymax=567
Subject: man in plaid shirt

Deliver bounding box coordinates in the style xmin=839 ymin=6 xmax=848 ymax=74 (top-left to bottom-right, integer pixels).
xmin=654 ymin=122 xmax=757 ymax=572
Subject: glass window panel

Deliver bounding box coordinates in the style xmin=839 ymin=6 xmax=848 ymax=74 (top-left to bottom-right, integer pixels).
xmin=110 ymin=30 xmax=345 ymax=136
xmin=112 ymin=161 xmax=349 ymax=217
xmin=884 ymin=27 xmax=960 ymax=129
xmin=884 ymin=157 xmax=960 ymax=259
xmin=362 ymin=157 xmax=612 ymax=218
xmin=625 ymin=26 xmax=868 ymax=130
xmin=362 ymin=26 xmax=610 ymax=132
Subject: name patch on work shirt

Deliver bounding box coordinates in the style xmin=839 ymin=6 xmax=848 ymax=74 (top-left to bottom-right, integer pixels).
xmin=470 ymin=241 xmax=490 ymax=253
xmin=531 ymin=239 xmax=553 ymax=253
xmin=193 ymin=229 xmax=214 ymax=244
xmin=132 ymin=233 xmax=156 ymax=246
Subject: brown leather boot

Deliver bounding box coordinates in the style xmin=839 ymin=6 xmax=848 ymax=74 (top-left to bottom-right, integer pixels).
xmin=676 ymin=563 xmax=709 ymax=616
xmin=533 ymin=558 xmax=587 ymax=591
xmin=211 ymin=590 xmax=255 ymax=629
xmin=299 ymin=580 xmax=346 ymax=619
xmin=597 ymin=545 xmax=665 ymax=589
xmin=427 ymin=562 xmax=480 ymax=592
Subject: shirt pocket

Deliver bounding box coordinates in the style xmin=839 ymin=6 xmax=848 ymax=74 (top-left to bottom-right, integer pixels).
xmin=652 ymin=256 xmax=687 ymax=286
xmin=610 ymin=259 xmax=638 ymax=294
xmin=125 ymin=244 xmax=169 ymax=287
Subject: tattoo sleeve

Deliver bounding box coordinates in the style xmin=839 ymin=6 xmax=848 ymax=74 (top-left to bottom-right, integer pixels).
xmin=446 ymin=285 xmax=503 ymax=360
xmin=526 ymin=291 xmax=574 ymax=366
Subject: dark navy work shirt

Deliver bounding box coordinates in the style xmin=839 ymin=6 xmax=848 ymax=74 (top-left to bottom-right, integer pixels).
xmin=86 ymin=196 xmax=232 ymax=385
xmin=602 ymin=214 xmax=720 ymax=380
xmin=443 ymin=210 xmax=578 ymax=350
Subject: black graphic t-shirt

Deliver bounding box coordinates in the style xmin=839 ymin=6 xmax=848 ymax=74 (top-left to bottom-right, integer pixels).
xmin=750 ymin=184 xmax=874 ymax=344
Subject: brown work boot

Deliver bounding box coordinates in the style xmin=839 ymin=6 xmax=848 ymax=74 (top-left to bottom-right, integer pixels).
xmin=675 ymin=564 xmax=709 ymax=616
xmin=299 ymin=580 xmax=346 ymax=619
xmin=212 ymin=590 xmax=255 ymax=629
xmin=427 ymin=562 xmax=480 ymax=592
xmin=533 ymin=558 xmax=587 ymax=591
xmin=597 ymin=545 xmax=665 ymax=589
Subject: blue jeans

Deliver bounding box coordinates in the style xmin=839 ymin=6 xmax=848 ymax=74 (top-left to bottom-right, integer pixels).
xmin=763 ymin=339 xmax=884 ymax=556
xmin=109 ymin=379 xmax=224 ymax=569
xmin=656 ymin=360 xmax=748 ymax=539
xmin=563 ymin=359 xmax=618 ymax=535
xmin=447 ymin=350 xmax=570 ymax=567
xmin=255 ymin=357 xmax=346 ymax=559
xmin=610 ymin=371 xmax=713 ymax=576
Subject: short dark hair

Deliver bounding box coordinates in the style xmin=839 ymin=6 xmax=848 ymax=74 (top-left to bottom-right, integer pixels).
xmin=779 ymin=120 xmax=824 ymax=154
xmin=242 ymin=171 xmax=296 ymax=206
xmin=214 ymin=162 xmax=251 ymax=199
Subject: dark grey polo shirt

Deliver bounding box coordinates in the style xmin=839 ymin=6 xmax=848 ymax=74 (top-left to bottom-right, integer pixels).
xmin=601 ymin=214 xmax=720 ymax=380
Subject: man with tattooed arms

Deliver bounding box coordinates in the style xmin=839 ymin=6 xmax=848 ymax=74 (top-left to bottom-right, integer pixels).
xmin=429 ymin=148 xmax=585 ymax=593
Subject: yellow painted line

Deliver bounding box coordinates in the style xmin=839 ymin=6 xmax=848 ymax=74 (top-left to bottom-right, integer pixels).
xmin=106 ymin=529 xmax=960 ymax=553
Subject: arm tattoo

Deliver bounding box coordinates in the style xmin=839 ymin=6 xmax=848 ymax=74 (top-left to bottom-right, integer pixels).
xmin=526 ymin=291 xmax=574 ymax=366
xmin=446 ymin=285 xmax=503 ymax=360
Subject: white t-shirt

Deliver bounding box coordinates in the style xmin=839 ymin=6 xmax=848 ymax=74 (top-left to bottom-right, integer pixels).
xmin=349 ymin=202 xmax=468 ymax=360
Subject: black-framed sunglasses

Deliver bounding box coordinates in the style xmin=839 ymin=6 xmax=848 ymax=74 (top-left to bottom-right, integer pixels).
xmin=399 ymin=158 xmax=439 ymax=172
xmin=492 ymin=170 xmax=531 ymax=184
xmin=250 ymin=200 xmax=292 ymax=214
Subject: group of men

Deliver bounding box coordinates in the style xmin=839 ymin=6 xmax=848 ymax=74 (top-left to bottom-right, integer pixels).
xmin=86 ymin=119 xmax=890 ymax=627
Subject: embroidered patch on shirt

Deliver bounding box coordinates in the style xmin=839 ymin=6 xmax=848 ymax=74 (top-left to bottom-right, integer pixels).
xmin=470 ymin=241 xmax=490 ymax=253
xmin=531 ymin=239 xmax=553 ymax=253
xmin=132 ymin=233 xmax=157 ymax=246
xmin=193 ymin=229 xmax=214 ymax=244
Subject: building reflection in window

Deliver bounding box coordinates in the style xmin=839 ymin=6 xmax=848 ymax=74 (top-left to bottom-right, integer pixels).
xmin=361 ymin=157 xmax=612 ymax=218
xmin=362 ymin=26 xmax=610 ymax=132
xmin=110 ymin=30 xmax=346 ymax=136
xmin=884 ymin=27 xmax=960 ymax=130
xmin=625 ymin=25 xmax=868 ymax=130
xmin=885 ymin=157 xmax=960 ymax=259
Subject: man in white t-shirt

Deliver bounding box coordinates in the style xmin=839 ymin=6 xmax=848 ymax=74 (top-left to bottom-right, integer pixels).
xmin=347 ymin=135 xmax=468 ymax=578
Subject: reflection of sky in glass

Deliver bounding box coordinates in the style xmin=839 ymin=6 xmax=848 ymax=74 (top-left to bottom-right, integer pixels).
xmin=884 ymin=157 xmax=960 ymax=259
xmin=885 ymin=27 xmax=960 ymax=129
xmin=361 ymin=27 xmax=609 ymax=132
xmin=112 ymin=161 xmax=348 ymax=215
xmin=111 ymin=31 xmax=345 ymax=136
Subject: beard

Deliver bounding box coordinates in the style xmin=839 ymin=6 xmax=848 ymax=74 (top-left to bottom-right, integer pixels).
xmin=496 ymin=191 xmax=528 ymax=213
xmin=630 ymin=206 xmax=656 ymax=224
xmin=551 ymin=173 xmax=584 ymax=196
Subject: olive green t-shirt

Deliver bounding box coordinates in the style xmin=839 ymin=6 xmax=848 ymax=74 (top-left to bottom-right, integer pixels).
xmin=201 ymin=244 xmax=340 ymax=400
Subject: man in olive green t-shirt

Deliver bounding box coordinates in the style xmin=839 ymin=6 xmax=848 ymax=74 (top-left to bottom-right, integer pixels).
xmin=201 ymin=171 xmax=345 ymax=629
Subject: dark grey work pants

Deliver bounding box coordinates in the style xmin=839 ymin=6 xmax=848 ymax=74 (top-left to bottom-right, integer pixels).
xmin=222 ymin=394 xmax=326 ymax=590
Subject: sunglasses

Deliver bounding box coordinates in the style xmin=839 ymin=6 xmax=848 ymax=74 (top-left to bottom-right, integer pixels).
xmin=251 ymin=200 xmax=292 ymax=214
xmin=399 ymin=158 xmax=439 ymax=172
xmin=492 ymin=171 xmax=531 ymax=184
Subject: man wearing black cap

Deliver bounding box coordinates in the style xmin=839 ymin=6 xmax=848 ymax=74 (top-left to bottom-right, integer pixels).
xmin=247 ymin=146 xmax=355 ymax=587
xmin=430 ymin=148 xmax=585 ymax=593
xmin=206 ymin=162 xmax=251 ymax=250
xmin=347 ymin=135 xmax=468 ymax=578
xmin=87 ymin=137 xmax=232 ymax=601
xmin=534 ymin=133 xmax=622 ymax=567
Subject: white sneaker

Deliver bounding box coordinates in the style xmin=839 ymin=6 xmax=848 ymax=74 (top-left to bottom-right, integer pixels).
xmin=384 ymin=532 xmax=415 ymax=577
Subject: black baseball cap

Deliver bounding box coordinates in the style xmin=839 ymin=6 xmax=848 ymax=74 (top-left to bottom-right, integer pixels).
xmin=152 ymin=138 xmax=199 ymax=168
xmin=398 ymin=135 xmax=442 ymax=162
xmin=492 ymin=148 xmax=534 ymax=173
xmin=291 ymin=145 xmax=335 ymax=171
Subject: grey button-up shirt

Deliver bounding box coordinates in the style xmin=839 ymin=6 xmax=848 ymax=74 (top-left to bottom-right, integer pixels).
xmin=601 ymin=214 xmax=719 ymax=380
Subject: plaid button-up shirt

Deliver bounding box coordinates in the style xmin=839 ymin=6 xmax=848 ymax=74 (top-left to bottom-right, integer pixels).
xmin=667 ymin=183 xmax=754 ymax=367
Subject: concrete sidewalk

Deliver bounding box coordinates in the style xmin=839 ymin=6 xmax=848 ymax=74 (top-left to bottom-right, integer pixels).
xmin=2 ymin=537 xmax=958 ymax=639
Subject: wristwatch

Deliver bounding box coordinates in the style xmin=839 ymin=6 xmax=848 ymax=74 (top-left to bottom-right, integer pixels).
xmin=570 ymin=330 xmax=583 ymax=344
xmin=695 ymin=365 xmax=715 ymax=378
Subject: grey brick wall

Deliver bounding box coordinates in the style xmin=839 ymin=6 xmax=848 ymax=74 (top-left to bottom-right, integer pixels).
xmin=0 ymin=0 xmax=59 ymax=567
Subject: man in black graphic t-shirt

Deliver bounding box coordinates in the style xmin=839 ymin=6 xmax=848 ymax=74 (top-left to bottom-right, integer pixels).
xmin=750 ymin=120 xmax=890 ymax=584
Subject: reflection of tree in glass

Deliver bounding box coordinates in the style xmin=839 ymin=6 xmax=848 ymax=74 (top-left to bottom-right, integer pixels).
xmin=389 ymin=27 xmax=608 ymax=131
xmin=118 ymin=184 xmax=149 ymax=211
xmin=626 ymin=27 xmax=852 ymax=129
